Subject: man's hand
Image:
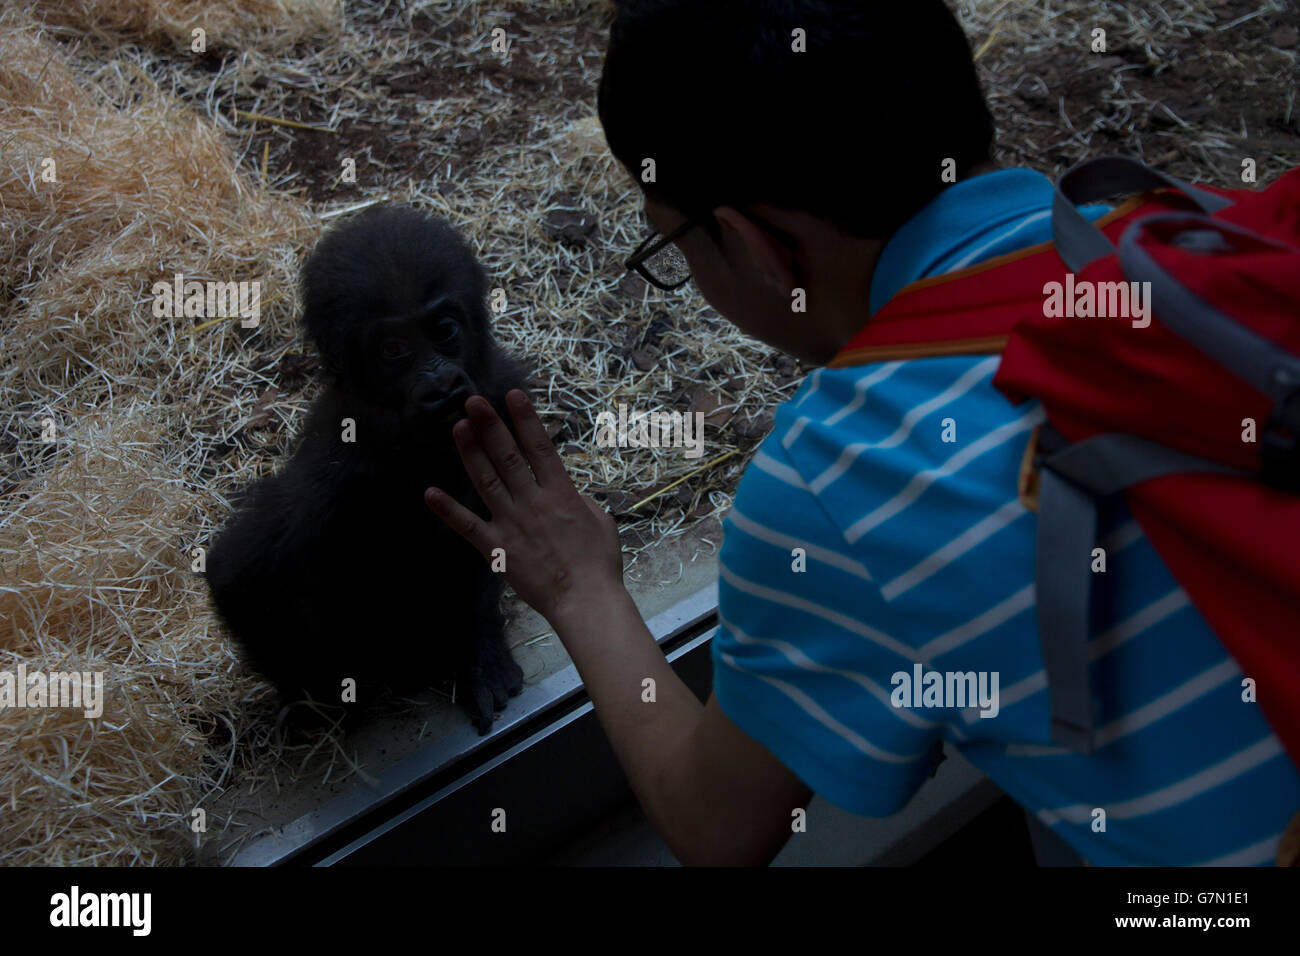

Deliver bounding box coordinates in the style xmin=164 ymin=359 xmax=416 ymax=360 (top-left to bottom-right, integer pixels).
xmin=427 ymin=389 xmax=811 ymax=864
xmin=424 ymin=389 xmax=623 ymax=625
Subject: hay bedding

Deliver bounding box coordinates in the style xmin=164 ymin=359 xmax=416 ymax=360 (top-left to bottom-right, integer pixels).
xmin=1 ymin=0 xmax=1295 ymax=865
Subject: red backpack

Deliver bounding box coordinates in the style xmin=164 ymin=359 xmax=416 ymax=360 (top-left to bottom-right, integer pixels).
xmin=830 ymin=157 xmax=1300 ymax=803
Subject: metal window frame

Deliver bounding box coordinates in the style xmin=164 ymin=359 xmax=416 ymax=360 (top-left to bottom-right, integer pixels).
xmin=229 ymin=585 xmax=719 ymax=866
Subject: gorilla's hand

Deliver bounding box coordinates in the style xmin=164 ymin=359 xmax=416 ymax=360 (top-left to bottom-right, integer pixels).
xmin=458 ymin=628 xmax=524 ymax=735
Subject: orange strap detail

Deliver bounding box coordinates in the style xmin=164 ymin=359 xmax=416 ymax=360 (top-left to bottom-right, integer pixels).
xmin=1017 ymin=425 xmax=1044 ymax=514
xmin=830 ymin=335 xmax=1009 ymax=367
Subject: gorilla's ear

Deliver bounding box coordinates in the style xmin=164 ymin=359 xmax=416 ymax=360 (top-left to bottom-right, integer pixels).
xmin=300 ymin=304 xmax=350 ymax=382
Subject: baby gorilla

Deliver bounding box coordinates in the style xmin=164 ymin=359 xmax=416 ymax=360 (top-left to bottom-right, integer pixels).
xmin=207 ymin=205 xmax=527 ymax=734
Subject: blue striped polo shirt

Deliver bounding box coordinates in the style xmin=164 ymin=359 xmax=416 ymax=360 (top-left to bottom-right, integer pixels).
xmin=713 ymin=167 xmax=1300 ymax=866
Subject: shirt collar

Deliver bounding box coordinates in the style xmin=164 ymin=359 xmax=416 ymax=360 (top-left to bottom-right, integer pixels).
xmin=867 ymin=168 xmax=1056 ymax=315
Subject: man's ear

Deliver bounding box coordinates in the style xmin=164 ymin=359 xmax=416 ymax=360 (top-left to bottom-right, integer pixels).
xmin=713 ymin=206 xmax=798 ymax=294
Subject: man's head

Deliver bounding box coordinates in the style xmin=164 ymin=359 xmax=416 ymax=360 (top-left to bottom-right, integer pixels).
xmin=598 ymin=0 xmax=995 ymax=362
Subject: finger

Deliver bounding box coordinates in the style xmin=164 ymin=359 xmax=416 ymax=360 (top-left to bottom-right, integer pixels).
xmin=424 ymin=486 xmax=498 ymax=558
xmin=465 ymin=395 xmax=537 ymax=499
xmin=450 ymin=417 xmax=514 ymax=511
xmin=505 ymin=389 xmax=572 ymax=490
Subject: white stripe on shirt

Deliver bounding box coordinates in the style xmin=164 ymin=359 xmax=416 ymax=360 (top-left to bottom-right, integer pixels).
xmin=1037 ymin=735 xmax=1284 ymax=825
xmin=845 ymin=404 xmax=1045 ymax=543
xmin=1195 ymin=833 xmax=1282 ymax=867
xmin=718 ymin=649 xmax=929 ymax=764
xmin=728 ymin=508 xmax=873 ymax=581
xmin=882 ymin=498 xmax=1027 ymax=601
xmin=966 ymin=588 xmax=1192 ymax=720
xmin=719 ymin=561 xmax=916 ymax=662
xmin=810 ymin=356 xmax=1000 ymax=494
xmin=751 ymin=448 xmax=810 ymax=489
xmin=1005 ymin=657 xmax=1242 ymax=756
xmin=718 ymin=612 xmax=946 ymax=732
xmin=949 ymin=210 xmax=1051 ymax=269
xmin=920 ymin=584 xmax=1035 ymax=660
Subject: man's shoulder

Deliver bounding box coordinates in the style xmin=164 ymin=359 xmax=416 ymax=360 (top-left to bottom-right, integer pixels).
xmin=730 ymin=356 xmax=1041 ymax=599
xmin=770 ymin=357 xmax=1032 ymax=462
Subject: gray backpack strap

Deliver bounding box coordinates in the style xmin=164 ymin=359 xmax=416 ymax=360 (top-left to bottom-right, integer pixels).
xmin=1052 ymin=155 xmax=1234 ymax=272
xmin=1118 ymin=212 xmax=1300 ymax=492
xmin=1033 ymin=426 xmax=1250 ymax=752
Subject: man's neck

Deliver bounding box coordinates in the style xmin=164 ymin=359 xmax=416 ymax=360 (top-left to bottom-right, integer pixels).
xmin=818 ymin=163 xmax=998 ymax=359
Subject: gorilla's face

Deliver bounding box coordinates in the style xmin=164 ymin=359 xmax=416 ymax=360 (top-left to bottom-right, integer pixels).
xmin=357 ymin=292 xmax=485 ymax=430
xmin=300 ymin=206 xmax=501 ymax=442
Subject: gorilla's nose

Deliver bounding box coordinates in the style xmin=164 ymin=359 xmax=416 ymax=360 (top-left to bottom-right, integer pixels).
xmin=415 ymin=367 xmax=473 ymax=414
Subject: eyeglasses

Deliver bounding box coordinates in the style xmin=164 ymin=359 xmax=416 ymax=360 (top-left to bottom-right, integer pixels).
xmin=624 ymin=216 xmax=702 ymax=291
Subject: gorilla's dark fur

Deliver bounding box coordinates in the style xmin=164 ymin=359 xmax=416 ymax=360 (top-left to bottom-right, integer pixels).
xmin=206 ymin=205 xmax=527 ymax=734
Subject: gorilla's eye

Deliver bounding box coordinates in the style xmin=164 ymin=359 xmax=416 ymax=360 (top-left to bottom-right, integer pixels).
xmin=432 ymin=318 xmax=461 ymax=346
xmin=379 ymin=338 xmax=410 ymax=361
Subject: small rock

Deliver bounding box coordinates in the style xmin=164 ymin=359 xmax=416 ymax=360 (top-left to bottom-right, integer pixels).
xmin=688 ymin=388 xmax=719 ymax=418
xmin=688 ymin=387 xmax=734 ymax=427
xmin=631 ymin=348 xmax=656 ymax=371
xmin=1090 ymin=55 xmax=1125 ymax=72
xmin=387 ymin=71 xmax=428 ymax=94
xmin=732 ymin=410 xmax=775 ymax=441
xmin=246 ymin=386 xmax=282 ymax=429
xmin=492 ymin=58 xmax=547 ymax=89
xmin=619 ymin=272 xmax=647 ymax=298
xmin=1272 ymin=25 xmax=1298 ymax=49
xmin=645 ymin=312 xmax=673 ymax=345
xmin=542 ymin=208 xmax=599 ymax=245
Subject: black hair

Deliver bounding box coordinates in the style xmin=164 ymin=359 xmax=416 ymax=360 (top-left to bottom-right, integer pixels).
xmin=597 ymin=0 xmax=995 ymax=240
xmin=301 ymin=204 xmax=488 ymax=380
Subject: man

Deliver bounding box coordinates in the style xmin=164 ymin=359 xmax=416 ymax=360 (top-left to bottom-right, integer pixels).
xmin=425 ymin=0 xmax=1300 ymax=865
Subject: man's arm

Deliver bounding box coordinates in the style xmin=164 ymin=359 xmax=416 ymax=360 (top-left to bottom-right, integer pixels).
xmin=553 ymin=582 xmax=811 ymax=866
xmin=425 ymin=390 xmax=810 ymax=865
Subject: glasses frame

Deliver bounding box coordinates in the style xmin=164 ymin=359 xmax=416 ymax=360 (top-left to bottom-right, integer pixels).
xmin=624 ymin=216 xmax=703 ymax=291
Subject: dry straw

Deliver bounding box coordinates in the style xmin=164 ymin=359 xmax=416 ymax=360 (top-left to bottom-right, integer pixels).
xmin=31 ymin=0 xmax=343 ymax=50
xmin=0 ymin=8 xmax=315 ymax=865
